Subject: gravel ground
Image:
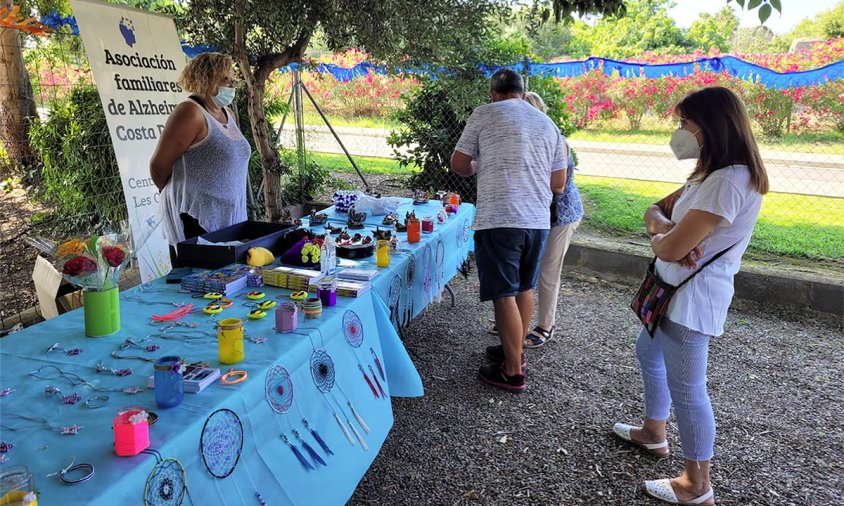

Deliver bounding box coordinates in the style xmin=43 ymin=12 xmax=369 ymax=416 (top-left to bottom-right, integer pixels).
xmin=349 ymin=271 xmax=843 ymax=506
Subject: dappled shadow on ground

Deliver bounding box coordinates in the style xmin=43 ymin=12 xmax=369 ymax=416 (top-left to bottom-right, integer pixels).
xmin=350 ymin=273 xmax=843 ymax=506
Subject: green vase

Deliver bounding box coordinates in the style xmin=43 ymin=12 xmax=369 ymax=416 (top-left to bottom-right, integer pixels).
xmin=83 ymin=287 xmax=121 ymax=337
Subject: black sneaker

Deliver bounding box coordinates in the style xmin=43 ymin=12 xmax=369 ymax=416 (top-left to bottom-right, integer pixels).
xmin=484 ymin=345 xmax=526 ymax=368
xmin=478 ymin=363 xmax=526 ymax=392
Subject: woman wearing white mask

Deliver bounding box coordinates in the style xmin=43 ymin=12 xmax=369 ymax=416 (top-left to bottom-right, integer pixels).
xmin=612 ymin=87 xmax=768 ymax=506
xmin=151 ymin=52 xmax=251 ymax=253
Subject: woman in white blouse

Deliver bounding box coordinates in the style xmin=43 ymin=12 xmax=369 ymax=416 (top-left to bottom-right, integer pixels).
xmin=613 ymin=87 xmax=769 ymax=506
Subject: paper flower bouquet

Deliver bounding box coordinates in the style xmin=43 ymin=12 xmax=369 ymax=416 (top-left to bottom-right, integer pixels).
xmin=53 ymin=234 xmax=131 ymax=336
xmin=55 ymin=234 xmax=131 ymax=292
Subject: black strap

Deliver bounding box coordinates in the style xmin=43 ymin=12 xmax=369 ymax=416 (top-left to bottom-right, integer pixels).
xmin=188 ymin=95 xmax=227 ymax=122
xmin=675 ymin=241 xmax=740 ymax=289
xmin=188 ymin=95 xmax=207 ymax=110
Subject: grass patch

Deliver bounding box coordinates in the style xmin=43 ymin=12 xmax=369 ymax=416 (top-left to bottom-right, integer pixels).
xmin=571 ymin=128 xmax=844 ymax=155
xmin=305 ymin=151 xmax=843 ymax=261
xmin=300 ymin=111 xmax=400 ymax=130
xmin=307 ymin=151 xmax=416 ymax=175
xmin=576 ymin=175 xmax=844 ymax=261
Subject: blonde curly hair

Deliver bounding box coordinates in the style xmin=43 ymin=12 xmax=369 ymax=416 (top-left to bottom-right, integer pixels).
xmin=524 ymin=91 xmax=547 ymax=113
xmin=179 ymin=52 xmax=233 ymax=95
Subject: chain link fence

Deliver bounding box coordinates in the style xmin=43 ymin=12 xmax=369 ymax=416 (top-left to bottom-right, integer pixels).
xmin=1 ymin=30 xmax=144 ymax=332
xmin=2 ymin=28 xmax=843 ymax=332
xmin=272 ymin=61 xmax=844 ymax=264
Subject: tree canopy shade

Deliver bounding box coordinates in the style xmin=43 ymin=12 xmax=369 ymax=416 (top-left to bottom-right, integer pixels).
xmin=177 ymin=0 xmax=506 ymax=219
xmin=176 ymin=0 xmax=643 ymax=219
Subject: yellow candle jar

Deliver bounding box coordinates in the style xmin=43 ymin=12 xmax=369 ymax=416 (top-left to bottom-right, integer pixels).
xmin=376 ymin=239 xmax=390 ymax=267
xmin=217 ymin=318 xmax=245 ymax=364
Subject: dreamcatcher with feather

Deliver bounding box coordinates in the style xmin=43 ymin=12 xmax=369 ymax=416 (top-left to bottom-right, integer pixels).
xmin=343 ymin=310 xmax=386 ymax=399
xmin=310 ymin=349 xmax=371 ymax=451
xmin=402 ymin=254 xmax=417 ymax=326
xmin=265 ymin=365 xmax=333 ymax=471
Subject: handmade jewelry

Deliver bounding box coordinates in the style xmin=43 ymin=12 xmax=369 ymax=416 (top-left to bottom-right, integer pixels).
xmin=29 ymin=364 xmax=145 ymax=394
xmin=84 ymin=395 xmax=109 ymax=408
xmin=0 ymin=387 xmax=13 ymax=396
xmin=95 ymin=360 xmax=133 ymax=377
xmin=0 ymin=441 xmax=12 ymax=452
xmin=47 ymin=342 xmax=84 ymax=356
xmin=0 ymin=414 xmax=83 ymax=435
xmin=247 ymin=336 xmax=267 ymax=344
xmin=117 ymin=338 xmax=161 ymax=353
xmin=247 ymin=291 xmax=266 ymax=300
xmin=220 ymin=369 xmax=247 ymax=385
xmin=151 ymin=304 xmax=193 ymax=323
xmin=44 ymin=385 xmax=82 ymax=405
xmin=60 ymin=463 xmax=95 ymax=484
xmin=111 ymin=351 xmax=155 ymax=363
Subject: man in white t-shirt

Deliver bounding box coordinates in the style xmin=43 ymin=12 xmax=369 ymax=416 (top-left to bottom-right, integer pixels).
xmin=451 ymin=68 xmax=567 ymax=392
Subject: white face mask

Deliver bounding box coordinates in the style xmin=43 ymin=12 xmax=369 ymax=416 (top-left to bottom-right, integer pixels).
xmin=212 ymin=86 xmax=236 ymax=108
xmin=669 ymin=128 xmax=701 ymax=160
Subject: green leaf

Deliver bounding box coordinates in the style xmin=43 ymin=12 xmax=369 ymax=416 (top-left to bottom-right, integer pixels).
xmin=735 ymin=0 xmax=745 ymax=8
xmin=758 ymin=3 xmax=772 ymax=24
xmin=770 ymin=0 xmax=781 ymax=13
xmin=87 ymin=235 xmax=99 ymax=256
xmin=748 ymin=0 xmax=763 ymax=9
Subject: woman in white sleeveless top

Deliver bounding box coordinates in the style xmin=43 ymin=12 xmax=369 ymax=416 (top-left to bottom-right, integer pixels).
xmin=612 ymin=87 xmax=769 ymax=506
xmin=150 ymin=52 xmax=251 ymax=251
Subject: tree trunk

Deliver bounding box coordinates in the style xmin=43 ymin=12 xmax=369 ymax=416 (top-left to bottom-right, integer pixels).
xmin=0 ymin=4 xmax=38 ymax=176
xmin=246 ymin=77 xmax=284 ymax=221
xmin=233 ymin=0 xmax=309 ymax=221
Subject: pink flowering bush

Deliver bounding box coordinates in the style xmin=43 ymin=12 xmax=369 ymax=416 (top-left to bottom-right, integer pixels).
xmin=551 ymin=39 xmax=844 ymax=137
xmin=265 ymin=49 xmax=419 ymax=121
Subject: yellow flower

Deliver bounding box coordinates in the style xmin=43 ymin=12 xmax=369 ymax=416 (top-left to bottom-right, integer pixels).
xmin=56 ymin=239 xmax=86 ymax=258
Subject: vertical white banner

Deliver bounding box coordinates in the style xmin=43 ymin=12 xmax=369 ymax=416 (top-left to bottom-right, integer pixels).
xmin=70 ymin=0 xmax=186 ymax=281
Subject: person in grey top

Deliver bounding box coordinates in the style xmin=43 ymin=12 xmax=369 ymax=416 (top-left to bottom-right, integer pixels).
xmin=451 ymin=68 xmax=567 ymax=392
xmin=150 ymin=52 xmax=251 ymax=257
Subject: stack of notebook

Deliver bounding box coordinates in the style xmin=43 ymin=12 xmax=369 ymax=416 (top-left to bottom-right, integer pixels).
xmin=202 ymin=264 xmax=250 ymax=295
xmin=263 ymin=266 xmax=322 ymax=290
xmin=337 ymin=268 xmax=379 ymax=282
xmin=180 ymin=269 xmax=212 ymax=292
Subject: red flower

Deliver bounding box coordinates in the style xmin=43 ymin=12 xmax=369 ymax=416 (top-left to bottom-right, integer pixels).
xmin=63 ymin=256 xmax=97 ymax=277
xmin=102 ymin=245 xmax=126 ymax=267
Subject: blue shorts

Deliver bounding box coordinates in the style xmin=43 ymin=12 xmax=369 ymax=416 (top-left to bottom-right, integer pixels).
xmin=474 ymin=228 xmax=549 ymax=302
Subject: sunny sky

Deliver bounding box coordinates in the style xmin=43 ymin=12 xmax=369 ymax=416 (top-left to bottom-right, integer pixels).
xmin=668 ymin=0 xmax=837 ymax=34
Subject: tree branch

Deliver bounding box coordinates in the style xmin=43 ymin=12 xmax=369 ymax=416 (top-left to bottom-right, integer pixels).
xmin=254 ymin=33 xmax=311 ymax=85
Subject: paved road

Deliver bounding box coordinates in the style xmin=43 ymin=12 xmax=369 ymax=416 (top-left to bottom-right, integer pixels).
xmin=279 ymin=124 xmax=844 ymax=198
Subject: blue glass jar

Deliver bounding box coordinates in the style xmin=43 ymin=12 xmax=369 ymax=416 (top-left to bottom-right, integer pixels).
xmin=153 ymin=355 xmax=184 ymax=408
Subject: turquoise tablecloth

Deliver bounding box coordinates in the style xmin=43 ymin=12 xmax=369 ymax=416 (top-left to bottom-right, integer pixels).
xmin=0 ymin=199 xmax=475 ymax=505
xmin=305 ymin=200 xmax=476 ymax=333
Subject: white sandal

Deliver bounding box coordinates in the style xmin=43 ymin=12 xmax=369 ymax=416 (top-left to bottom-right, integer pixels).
xmin=612 ymin=422 xmax=669 ymax=458
xmin=643 ymin=479 xmax=715 ymax=505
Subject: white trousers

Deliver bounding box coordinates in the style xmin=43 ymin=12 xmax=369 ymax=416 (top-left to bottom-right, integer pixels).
xmin=535 ymin=221 xmax=579 ymax=329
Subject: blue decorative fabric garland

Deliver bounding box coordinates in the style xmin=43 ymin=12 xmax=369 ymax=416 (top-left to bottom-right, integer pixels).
xmin=39 ymin=10 xmax=843 ymax=89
